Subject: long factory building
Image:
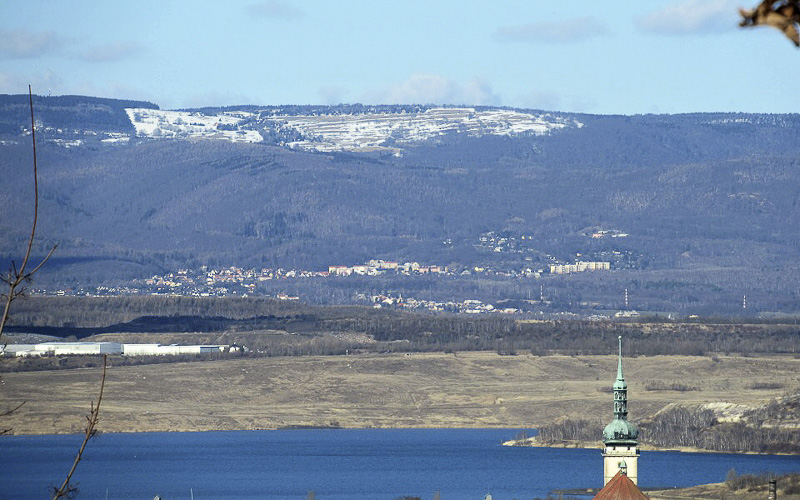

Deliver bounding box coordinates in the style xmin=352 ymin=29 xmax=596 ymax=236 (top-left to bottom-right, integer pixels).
xmin=1 ymin=342 xmax=236 ymax=357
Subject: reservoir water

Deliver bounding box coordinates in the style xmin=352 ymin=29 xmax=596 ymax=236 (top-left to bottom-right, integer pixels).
xmin=2 ymin=428 xmax=799 ymax=499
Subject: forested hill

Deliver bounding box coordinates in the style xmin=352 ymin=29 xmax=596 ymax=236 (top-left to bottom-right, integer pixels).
xmin=0 ymin=94 xmax=158 ymax=135
xmin=2 ymin=95 xmax=800 ymax=315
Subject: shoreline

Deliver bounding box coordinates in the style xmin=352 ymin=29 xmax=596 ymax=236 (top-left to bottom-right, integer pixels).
xmin=7 ymin=423 xmax=523 ymax=437
xmin=501 ymin=437 xmax=797 ymax=456
xmin=5 ymin=427 xmax=795 ymax=456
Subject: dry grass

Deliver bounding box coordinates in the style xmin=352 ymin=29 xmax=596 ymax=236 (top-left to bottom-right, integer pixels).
xmin=648 ymin=476 xmax=800 ymax=500
xmin=1 ymin=351 xmax=798 ymax=435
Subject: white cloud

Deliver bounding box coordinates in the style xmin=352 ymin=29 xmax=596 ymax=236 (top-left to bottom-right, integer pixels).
xmin=246 ymin=1 xmax=305 ymax=20
xmin=520 ymin=90 xmax=563 ymax=111
xmin=636 ymin=0 xmax=740 ymax=35
xmin=461 ymin=78 xmax=501 ymax=106
xmin=0 ymin=70 xmax=64 ymax=95
xmin=318 ymin=86 xmax=348 ymax=105
xmin=494 ymin=17 xmax=608 ymax=43
xmin=565 ymin=95 xmax=598 ymax=113
xmin=364 ymin=74 xmax=501 ymax=106
xmin=0 ymin=72 xmax=26 ymax=93
xmin=0 ymin=30 xmax=65 ymax=59
xmin=78 ymin=42 xmax=143 ymax=63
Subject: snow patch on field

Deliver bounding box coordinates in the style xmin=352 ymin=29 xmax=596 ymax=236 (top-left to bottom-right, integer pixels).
xmin=51 ymin=139 xmax=84 ymax=148
xmin=101 ymin=132 xmax=131 ymax=144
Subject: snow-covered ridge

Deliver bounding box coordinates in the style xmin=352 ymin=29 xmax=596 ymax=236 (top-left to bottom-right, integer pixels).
xmin=125 ymin=107 xmax=582 ymax=152
xmin=125 ymin=108 xmax=262 ymax=143
xmin=277 ymin=108 xmax=580 ymax=152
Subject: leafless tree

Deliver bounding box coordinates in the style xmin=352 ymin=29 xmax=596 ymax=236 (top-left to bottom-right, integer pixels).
xmin=0 ymin=87 xmax=107 ymax=498
xmin=0 ymin=86 xmax=57 ymax=434
xmin=0 ymin=85 xmax=57 ymax=341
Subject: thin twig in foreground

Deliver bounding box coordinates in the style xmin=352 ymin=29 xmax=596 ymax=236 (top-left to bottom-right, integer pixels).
xmin=0 ymin=85 xmax=57 ymax=342
xmin=51 ymin=354 xmax=107 ymax=500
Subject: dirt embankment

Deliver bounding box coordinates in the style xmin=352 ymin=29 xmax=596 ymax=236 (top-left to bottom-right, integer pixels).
xmin=1 ymin=351 xmax=798 ymax=436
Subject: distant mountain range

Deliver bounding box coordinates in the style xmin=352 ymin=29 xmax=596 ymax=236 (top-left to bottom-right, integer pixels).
xmin=2 ymin=94 xmax=800 ymax=316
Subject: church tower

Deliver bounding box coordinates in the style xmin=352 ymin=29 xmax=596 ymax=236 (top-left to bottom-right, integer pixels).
xmin=602 ymin=336 xmax=639 ymax=486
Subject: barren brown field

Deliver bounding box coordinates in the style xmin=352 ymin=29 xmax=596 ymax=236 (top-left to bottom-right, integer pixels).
xmin=1 ymin=351 xmax=798 ymax=436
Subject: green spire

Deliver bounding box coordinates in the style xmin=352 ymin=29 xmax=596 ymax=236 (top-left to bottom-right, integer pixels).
xmin=613 ymin=335 xmax=627 ymax=391
xmin=603 ymin=335 xmax=638 ymax=444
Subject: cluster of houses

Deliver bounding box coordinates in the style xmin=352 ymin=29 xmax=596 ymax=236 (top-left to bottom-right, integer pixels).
xmin=42 ymin=255 xmax=612 ymax=299
xmin=328 ymin=259 xmax=445 ymax=276
xmin=475 ymin=231 xmax=537 ymax=254
xmin=136 ymin=260 xmax=452 ymax=296
xmin=144 ymin=267 xmax=327 ymax=290
xmin=143 ymin=260 xmax=447 ymax=289
xmin=1 ymin=342 xmax=243 ymax=357
xmin=549 ymin=261 xmax=611 ymax=274
xmin=590 ymin=229 xmax=629 ymax=239
xmin=139 ymin=266 xmax=330 ymax=296
xmin=369 ymin=294 xmax=519 ymax=314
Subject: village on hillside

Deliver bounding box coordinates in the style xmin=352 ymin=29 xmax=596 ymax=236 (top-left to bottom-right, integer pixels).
xmin=35 ymin=256 xmax=613 ymax=315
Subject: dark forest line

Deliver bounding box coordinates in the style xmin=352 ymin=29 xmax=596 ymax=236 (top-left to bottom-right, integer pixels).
xmin=7 ymin=296 xmax=800 ymax=356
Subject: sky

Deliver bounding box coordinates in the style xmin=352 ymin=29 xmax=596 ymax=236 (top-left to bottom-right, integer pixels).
xmin=1 ymin=0 xmax=799 ymax=115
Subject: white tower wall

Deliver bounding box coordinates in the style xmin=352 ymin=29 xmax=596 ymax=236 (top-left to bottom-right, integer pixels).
xmin=602 ymin=444 xmax=639 ymax=485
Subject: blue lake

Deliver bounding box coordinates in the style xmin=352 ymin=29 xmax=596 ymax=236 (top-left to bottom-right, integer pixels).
xmin=2 ymin=429 xmax=799 ymax=499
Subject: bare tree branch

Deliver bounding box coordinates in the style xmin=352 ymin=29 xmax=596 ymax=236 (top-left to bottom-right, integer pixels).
xmin=0 ymin=401 xmax=26 ymax=418
xmin=0 ymin=401 xmax=27 ymax=435
xmin=51 ymin=355 xmax=107 ymax=500
xmin=740 ymin=0 xmax=800 ymax=47
xmin=0 ymin=85 xmax=59 ymax=433
xmin=0 ymin=85 xmax=57 ymax=343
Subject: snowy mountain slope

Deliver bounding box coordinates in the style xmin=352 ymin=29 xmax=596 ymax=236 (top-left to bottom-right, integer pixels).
xmin=275 ymin=107 xmax=582 ymax=152
xmin=124 ymin=106 xmax=582 ymax=152
xmin=125 ymin=108 xmax=263 ymax=143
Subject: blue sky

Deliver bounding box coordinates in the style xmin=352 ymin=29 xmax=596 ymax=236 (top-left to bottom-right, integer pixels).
xmin=1 ymin=0 xmax=798 ymax=114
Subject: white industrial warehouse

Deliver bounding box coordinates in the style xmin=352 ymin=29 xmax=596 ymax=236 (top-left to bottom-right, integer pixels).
xmin=0 ymin=342 xmax=239 ymax=357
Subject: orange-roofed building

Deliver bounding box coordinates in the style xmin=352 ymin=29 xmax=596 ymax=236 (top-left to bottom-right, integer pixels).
xmin=593 ymin=468 xmax=648 ymax=500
